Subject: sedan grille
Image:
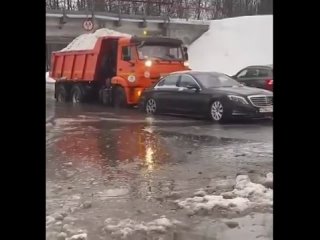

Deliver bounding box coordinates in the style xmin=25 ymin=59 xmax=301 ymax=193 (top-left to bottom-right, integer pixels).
xmin=248 ymin=95 xmax=273 ymax=107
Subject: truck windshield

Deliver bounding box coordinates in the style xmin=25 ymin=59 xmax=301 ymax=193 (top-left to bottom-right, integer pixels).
xmin=137 ymin=45 xmax=183 ymax=61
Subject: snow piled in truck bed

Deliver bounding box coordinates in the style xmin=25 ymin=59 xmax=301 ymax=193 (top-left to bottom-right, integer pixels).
xmin=176 ymin=174 xmax=273 ymax=215
xmin=189 ymin=15 xmax=273 ymax=75
xmin=60 ymin=28 xmax=131 ymax=52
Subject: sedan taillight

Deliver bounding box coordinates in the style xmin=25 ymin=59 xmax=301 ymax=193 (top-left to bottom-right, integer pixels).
xmin=265 ymin=79 xmax=273 ymax=91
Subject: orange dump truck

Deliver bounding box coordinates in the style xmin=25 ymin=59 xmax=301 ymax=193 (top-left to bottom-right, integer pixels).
xmin=50 ymin=36 xmax=190 ymax=107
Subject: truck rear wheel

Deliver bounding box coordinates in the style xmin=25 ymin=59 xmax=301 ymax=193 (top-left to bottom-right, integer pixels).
xmin=71 ymin=85 xmax=85 ymax=104
xmin=113 ymin=86 xmax=127 ymax=108
xmin=55 ymin=84 xmax=69 ymax=103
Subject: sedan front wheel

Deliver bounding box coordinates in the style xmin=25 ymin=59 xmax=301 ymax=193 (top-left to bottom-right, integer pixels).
xmin=145 ymin=98 xmax=157 ymax=114
xmin=209 ymin=100 xmax=228 ymax=122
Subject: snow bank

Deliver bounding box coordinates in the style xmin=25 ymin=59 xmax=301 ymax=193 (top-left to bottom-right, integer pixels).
xmin=67 ymin=233 xmax=87 ymax=240
xmin=189 ymin=15 xmax=273 ymax=75
xmin=169 ymin=18 xmax=210 ymax=25
xmin=60 ymin=28 xmax=131 ymax=52
xmin=104 ymin=216 xmax=181 ymax=238
xmin=176 ymin=174 xmax=273 ymax=215
xmin=177 ymin=195 xmax=251 ymax=214
xmin=46 ymin=72 xmax=55 ymax=83
xmin=264 ymin=172 xmax=273 ymax=188
xmin=231 ymin=175 xmax=273 ymax=206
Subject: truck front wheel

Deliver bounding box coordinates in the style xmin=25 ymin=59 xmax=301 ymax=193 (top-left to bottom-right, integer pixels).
xmin=113 ymin=86 xmax=127 ymax=108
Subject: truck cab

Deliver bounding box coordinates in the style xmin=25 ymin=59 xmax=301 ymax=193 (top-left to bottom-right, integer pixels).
xmin=101 ymin=36 xmax=190 ymax=106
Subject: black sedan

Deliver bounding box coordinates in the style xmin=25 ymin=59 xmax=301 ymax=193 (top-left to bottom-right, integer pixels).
xmin=139 ymin=71 xmax=273 ymax=122
xmin=232 ymin=65 xmax=273 ymax=91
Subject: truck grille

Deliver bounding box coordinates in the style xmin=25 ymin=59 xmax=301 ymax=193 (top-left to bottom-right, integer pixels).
xmin=248 ymin=95 xmax=273 ymax=107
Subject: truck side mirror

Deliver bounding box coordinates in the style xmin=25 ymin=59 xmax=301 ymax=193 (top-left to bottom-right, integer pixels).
xmin=183 ymin=47 xmax=188 ymax=60
xmin=184 ymin=53 xmax=189 ymax=61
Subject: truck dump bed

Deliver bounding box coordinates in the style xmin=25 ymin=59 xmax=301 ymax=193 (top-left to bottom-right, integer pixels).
xmin=50 ymin=49 xmax=98 ymax=81
xmin=50 ymin=36 xmax=121 ymax=82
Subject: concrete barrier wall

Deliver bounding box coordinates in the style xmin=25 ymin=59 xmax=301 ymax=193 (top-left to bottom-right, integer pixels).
xmin=46 ymin=14 xmax=209 ymax=45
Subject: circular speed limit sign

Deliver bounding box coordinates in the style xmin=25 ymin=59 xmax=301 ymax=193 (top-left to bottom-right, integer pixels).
xmin=83 ymin=19 xmax=94 ymax=31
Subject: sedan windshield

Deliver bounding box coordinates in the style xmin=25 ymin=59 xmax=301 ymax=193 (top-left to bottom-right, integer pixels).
xmin=138 ymin=44 xmax=183 ymax=60
xmin=193 ymin=73 xmax=241 ymax=88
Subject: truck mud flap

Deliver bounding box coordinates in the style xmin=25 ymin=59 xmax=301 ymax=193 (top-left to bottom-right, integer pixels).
xmin=100 ymin=88 xmax=112 ymax=105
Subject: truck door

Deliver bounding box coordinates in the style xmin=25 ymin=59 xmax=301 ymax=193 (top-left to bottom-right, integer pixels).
xmin=117 ymin=39 xmax=137 ymax=83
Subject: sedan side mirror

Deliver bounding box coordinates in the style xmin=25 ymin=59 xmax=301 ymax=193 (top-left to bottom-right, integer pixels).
xmin=186 ymin=85 xmax=200 ymax=91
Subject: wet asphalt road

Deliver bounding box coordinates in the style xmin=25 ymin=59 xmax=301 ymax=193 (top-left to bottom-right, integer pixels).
xmin=46 ymin=84 xmax=273 ymax=240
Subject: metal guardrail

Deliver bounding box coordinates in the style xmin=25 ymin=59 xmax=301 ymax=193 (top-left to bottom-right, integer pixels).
xmin=46 ymin=0 xmax=226 ymax=20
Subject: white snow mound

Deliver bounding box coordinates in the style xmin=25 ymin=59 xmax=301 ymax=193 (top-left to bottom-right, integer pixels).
xmin=60 ymin=28 xmax=131 ymax=52
xmin=176 ymin=174 xmax=273 ymax=214
xmin=46 ymin=72 xmax=55 ymax=83
xmin=104 ymin=216 xmax=181 ymax=238
xmin=67 ymin=233 xmax=87 ymax=240
xmin=189 ymin=15 xmax=273 ymax=75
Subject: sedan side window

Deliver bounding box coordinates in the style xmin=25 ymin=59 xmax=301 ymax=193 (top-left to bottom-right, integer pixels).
xmin=245 ymin=69 xmax=259 ymax=78
xmin=156 ymin=75 xmax=179 ymax=87
xmin=179 ymin=75 xmax=198 ymax=88
xmin=258 ymin=69 xmax=271 ymax=77
xmin=237 ymin=69 xmax=248 ymax=78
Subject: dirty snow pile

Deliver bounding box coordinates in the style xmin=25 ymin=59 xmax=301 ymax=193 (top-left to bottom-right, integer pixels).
xmin=46 ymin=209 xmax=88 ymax=240
xmin=60 ymin=28 xmax=131 ymax=52
xmin=176 ymin=173 xmax=273 ymax=215
xmin=189 ymin=15 xmax=273 ymax=75
xmin=104 ymin=216 xmax=182 ymax=238
xmin=46 ymin=71 xmax=55 ymax=83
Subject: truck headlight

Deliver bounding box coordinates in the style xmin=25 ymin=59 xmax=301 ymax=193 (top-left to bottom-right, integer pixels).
xmin=183 ymin=61 xmax=189 ymax=67
xmin=145 ymin=60 xmax=152 ymax=67
xmin=227 ymin=95 xmax=248 ymax=104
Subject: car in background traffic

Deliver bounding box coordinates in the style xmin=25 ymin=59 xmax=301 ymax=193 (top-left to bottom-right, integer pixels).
xmin=231 ymin=65 xmax=273 ymax=91
xmin=140 ymin=71 xmax=273 ymax=122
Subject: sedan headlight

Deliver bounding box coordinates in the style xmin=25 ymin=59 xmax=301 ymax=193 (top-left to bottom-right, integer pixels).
xmin=227 ymin=95 xmax=249 ymax=104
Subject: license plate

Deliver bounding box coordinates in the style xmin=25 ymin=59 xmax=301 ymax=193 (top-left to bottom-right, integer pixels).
xmin=259 ymin=106 xmax=273 ymax=113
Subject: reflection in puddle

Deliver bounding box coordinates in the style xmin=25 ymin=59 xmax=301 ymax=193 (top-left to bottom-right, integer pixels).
xmin=145 ymin=146 xmax=154 ymax=171
xmin=47 ymin=120 xmax=172 ymax=179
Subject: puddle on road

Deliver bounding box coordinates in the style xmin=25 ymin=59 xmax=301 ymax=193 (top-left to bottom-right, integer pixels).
xmin=47 ymin=118 xmax=257 ymax=175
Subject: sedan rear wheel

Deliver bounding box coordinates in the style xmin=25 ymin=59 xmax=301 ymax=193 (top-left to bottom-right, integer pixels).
xmin=145 ymin=98 xmax=157 ymax=114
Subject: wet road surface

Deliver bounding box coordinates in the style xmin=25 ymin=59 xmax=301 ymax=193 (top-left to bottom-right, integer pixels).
xmin=46 ymin=84 xmax=273 ymax=240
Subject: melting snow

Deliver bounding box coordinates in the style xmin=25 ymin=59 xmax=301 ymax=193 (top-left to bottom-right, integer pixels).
xmin=104 ymin=216 xmax=181 ymax=238
xmin=176 ymin=174 xmax=273 ymax=214
xmin=46 ymin=72 xmax=55 ymax=83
